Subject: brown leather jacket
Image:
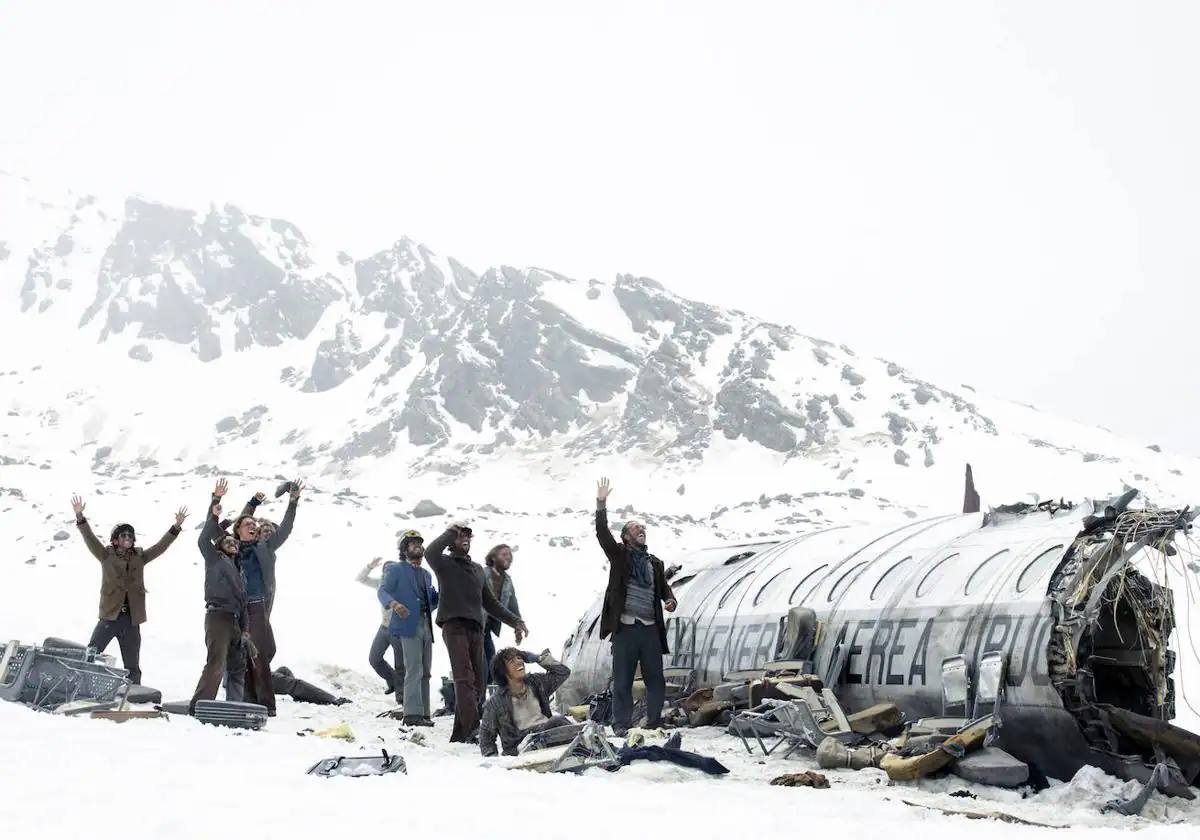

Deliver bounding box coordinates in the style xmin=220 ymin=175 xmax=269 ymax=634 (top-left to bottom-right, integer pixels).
xmin=77 ymin=516 xmax=181 ymax=624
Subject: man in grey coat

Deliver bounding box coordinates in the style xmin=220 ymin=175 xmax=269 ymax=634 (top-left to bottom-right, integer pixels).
xmin=482 ymin=544 xmax=523 ymax=684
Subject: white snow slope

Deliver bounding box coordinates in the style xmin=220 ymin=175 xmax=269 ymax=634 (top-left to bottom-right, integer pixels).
xmin=2 ymin=172 xmax=1199 ymax=836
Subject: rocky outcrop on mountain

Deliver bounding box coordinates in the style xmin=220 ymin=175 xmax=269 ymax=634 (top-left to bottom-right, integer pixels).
xmin=1 ymin=174 xmax=1013 ymax=479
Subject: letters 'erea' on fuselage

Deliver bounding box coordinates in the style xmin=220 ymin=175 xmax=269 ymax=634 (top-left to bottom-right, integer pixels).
xmin=560 ymin=481 xmax=1200 ymax=794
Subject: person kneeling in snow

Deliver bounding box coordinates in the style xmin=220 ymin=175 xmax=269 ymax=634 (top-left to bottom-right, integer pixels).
xmin=478 ymin=648 xmax=572 ymax=757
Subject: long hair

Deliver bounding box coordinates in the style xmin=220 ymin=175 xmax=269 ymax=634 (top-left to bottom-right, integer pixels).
xmin=485 ymin=544 xmax=510 ymax=568
xmin=492 ymin=647 xmax=523 ymax=685
xmin=231 ymin=515 xmax=258 ymax=543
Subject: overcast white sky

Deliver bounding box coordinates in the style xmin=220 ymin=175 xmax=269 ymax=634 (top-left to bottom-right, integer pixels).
xmin=2 ymin=2 xmax=1197 ymax=455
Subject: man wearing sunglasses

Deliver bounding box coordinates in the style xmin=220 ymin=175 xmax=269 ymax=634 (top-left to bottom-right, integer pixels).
xmin=71 ymin=493 xmax=188 ymax=685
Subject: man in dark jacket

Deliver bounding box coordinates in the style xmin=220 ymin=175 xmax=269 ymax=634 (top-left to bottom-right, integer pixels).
xmin=237 ymin=483 xmax=301 ymax=617
xmin=594 ymin=477 xmax=676 ymax=736
xmin=479 ymin=648 xmax=572 ymax=756
xmin=190 ymin=499 xmax=251 ymax=713
xmin=71 ymin=494 xmax=188 ymax=685
xmin=425 ymin=522 xmax=529 ymax=743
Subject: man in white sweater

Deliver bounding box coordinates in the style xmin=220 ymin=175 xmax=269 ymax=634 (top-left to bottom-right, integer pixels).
xmin=356 ymin=557 xmax=403 ymax=697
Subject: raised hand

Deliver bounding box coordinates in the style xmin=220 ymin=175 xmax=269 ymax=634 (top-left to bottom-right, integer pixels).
xmin=253 ymin=491 xmax=266 ymax=503
xmin=71 ymin=495 xmax=85 ymax=516
xmin=175 ymin=506 xmax=190 ymax=527
xmin=368 ymin=557 xmax=383 ymax=569
xmin=214 ymin=478 xmax=229 ymax=498
xmin=289 ymin=479 xmax=305 ymax=501
xmin=597 ymin=477 xmax=612 ymax=502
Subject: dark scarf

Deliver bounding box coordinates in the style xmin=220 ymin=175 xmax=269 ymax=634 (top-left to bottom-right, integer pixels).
xmin=628 ymin=545 xmax=653 ymax=588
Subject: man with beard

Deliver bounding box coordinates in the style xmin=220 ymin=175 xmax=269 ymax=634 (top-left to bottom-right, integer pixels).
xmin=377 ymin=530 xmax=439 ymax=725
xmin=71 ymin=494 xmax=188 ymax=685
xmin=593 ymin=477 xmax=677 ymax=736
xmin=482 ymin=544 xmax=523 ymax=685
xmin=425 ymin=522 xmax=529 ymax=742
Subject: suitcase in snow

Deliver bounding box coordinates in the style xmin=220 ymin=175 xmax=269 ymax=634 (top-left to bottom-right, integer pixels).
xmin=192 ymin=699 xmax=269 ymax=730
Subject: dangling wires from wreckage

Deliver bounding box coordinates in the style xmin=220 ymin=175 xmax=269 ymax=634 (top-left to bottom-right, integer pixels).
xmin=1044 ymin=491 xmax=1200 ymax=793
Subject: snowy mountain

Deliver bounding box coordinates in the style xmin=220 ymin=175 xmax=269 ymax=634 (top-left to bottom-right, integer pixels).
xmin=4 ymin=170 xmax=1200 ymax=835
xmin=3 ymin=169 xmax=1193 ymax=527
xmin=2 ymin=168 xmax=1198 ymax=679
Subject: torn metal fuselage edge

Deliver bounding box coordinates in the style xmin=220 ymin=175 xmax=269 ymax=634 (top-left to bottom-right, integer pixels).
xmin=560 ymin=488 xmax=1200 ymax=796
xmin=993 ymin=492 xmax=1200 ymax=796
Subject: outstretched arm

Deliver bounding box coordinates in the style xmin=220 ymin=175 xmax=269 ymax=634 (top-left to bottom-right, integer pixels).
xmin=356 ymin=559 xmax=383 ymax=589
xmin=594 ymin=478 xmax=621 ymax=558
xmin=240 ymin=496 xmax=259 ymax=519
xmin=197 ymin=503 xmax=221 ymax=560
xmin=71 ymin=495 xmax=106 ymax=560
xmin=267 ymin=498 xmax=298 ymax=550
xmin=424 ymin=529 xmax=455 ymax=574
xmin=143 ymin=506 xmax=188 ymax=564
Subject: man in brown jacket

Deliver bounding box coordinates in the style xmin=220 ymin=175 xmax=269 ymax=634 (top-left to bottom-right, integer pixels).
xmin=594 ymin=478 xmax=676 ymax=736
xmin=71 ymin=494 xmax=188 ymax=684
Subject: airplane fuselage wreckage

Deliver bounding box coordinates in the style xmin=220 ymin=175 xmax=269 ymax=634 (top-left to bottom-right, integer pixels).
xmin=560 ymin=485 xmax=1200 ymax=796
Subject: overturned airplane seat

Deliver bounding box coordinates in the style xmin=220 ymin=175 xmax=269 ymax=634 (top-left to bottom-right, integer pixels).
xmin=1 ymin=639 xmax=130 ymax=712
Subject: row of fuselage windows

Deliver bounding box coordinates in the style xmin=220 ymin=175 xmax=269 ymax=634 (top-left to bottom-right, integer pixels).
xmin=673 ymin=544 xmax=1064 ymax=614
xmin=583 ymin=544 xmax=1064 ymax=640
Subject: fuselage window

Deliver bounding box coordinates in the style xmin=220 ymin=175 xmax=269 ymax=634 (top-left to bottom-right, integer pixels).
xmin=718 ymin=571 xmax=757 ymax=609
xmin=828 ymin=561 xmax=868 ymax=602
xmin=916 ymin=554 xmax=958 ymax=597
xmin=753 ymin=568 xmax=789 ymax=606
xmin=1016 ymin=545 xmax=1065 ymax=593
xmin=964 ymin=549 xmax=1010 ymax=596
xmin=871 ymin=556 xmax=912 ymax=601
xmin=788 ymin=564 xmax=829 ymax=606
xmin=724 ymin=551 xmax=757 ymax=566
xmin=672 ymin=574 xmax=696 ymax=590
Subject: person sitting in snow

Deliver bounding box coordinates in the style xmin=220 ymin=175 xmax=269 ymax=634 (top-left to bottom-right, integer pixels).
xmin=71 ymin=493 xmax=188 ymax=686
xmin=593 ymin=477 xmax=676 ymax=737
xmin=478 ymin=648 xmax=572 ymax=756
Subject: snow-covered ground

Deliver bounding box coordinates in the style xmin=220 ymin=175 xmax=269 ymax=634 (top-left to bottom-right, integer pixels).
xmin=3 ymin=170 xmax=1200 ymax=834
xmin=3 ymin=470 xmax=1200 ymax=836
xmin=4 ymin=676 xmax=1200 ymax=839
